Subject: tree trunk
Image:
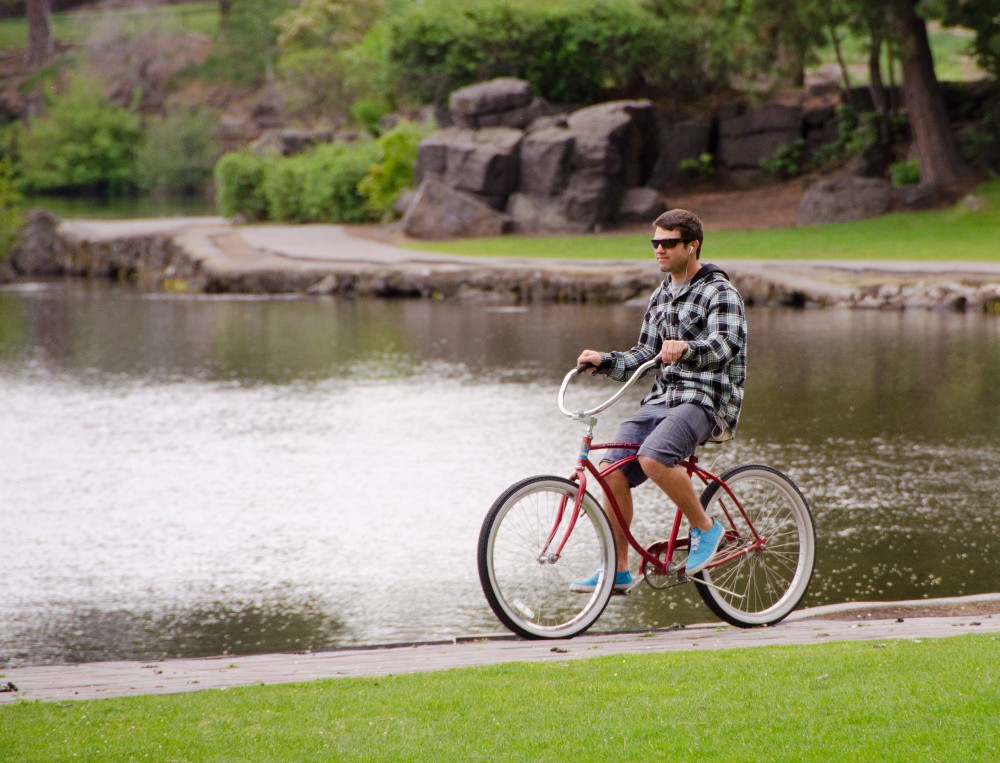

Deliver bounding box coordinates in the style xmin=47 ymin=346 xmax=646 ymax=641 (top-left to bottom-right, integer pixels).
xmin=868 ymin=29 xmax=891 ymax=143
xmin=25 ymin=0 xmax=55 ymax=68
xmin=892 ymin=0 xmax=974 ymax=188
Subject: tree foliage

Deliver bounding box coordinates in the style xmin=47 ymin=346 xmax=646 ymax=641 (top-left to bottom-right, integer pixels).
xmin=384 ymin=0 xmax=701 ymax=106
xmin=206 ymin=0 xmax=294 ymax=85
xmin=17 ymin=76 xmax=143 ymax=195
xmin=929 ymin=0 xmax=1000 ymax=79
xmin=274 ymin=0 xmax=390 ymax=123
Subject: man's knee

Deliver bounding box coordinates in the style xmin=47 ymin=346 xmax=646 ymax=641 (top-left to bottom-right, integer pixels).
xmin=638 ymin=455 xmax=664 ymax=475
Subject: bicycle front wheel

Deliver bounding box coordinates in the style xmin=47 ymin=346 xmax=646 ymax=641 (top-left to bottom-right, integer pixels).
xmin=695 ymin=464 xmax=815 ymax=628
xmin=477 ymin=475 xmax=617 ymax=639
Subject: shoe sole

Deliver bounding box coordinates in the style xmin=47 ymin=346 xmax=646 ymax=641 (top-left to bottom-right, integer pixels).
xmin=569 ymin=582 xmax=634 ymax=594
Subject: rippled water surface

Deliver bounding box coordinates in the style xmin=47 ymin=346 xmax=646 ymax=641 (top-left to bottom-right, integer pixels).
xmin=2 ymin=282 xmax=998 ymax=666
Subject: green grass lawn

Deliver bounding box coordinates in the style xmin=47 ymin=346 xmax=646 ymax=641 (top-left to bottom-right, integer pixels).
xmin=2 ymin=633 xmax=998 ymax=761
xmin=405 ymin=179 xmax=1000 ymax=262
xmin=0 ymin=1 xmax=218 ymax=49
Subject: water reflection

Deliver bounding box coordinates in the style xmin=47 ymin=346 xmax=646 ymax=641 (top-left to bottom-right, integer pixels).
xmin=8 ymin=599 xmax=345 ymax=665
xmin=1 ymin=282 xmax=998 ymax=666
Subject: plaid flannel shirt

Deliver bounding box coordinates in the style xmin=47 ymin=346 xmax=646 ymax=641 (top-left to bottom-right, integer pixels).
xmin=598 ymin=264 xmax=747 ymax=440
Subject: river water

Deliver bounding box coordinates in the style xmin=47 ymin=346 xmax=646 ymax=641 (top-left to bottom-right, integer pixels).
xmin=2 ymin=281 xmax=999 ymax=667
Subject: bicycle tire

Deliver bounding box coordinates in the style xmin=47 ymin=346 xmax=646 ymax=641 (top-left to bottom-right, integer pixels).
xmin=694 ymin=464 xmax=815 ymax=628
xmin=477 ymin=475 xmax=617 ymax=639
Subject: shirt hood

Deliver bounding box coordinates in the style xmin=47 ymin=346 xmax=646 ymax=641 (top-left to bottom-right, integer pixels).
xmin=666 ymin=262 xmax=730 ymax=288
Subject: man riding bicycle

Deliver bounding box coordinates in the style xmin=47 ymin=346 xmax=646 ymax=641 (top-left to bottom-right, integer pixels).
xmin=572 ymin=208 xmax=747 ymax=592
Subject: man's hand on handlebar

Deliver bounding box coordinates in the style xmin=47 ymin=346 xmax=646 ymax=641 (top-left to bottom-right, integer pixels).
xmin=659 ymin=340 xmax=689 ymax=364
xmin=576 ymin=349 xmax=602 ymax=374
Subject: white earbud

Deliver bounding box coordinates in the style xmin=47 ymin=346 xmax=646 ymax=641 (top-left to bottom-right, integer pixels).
xmin=688 ymin=246 xmax=694 ymax=254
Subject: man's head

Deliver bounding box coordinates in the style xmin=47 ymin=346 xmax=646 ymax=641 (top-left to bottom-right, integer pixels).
xmin=652 ymin=209 xmax=704 ymax=258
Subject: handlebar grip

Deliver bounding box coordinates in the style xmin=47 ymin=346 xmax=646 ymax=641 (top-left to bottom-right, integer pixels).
xmin=575 ymin=362 xmax=597 ymax=375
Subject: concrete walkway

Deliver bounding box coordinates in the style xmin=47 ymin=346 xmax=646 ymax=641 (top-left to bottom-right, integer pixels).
xmin=3 ymin=594 xmax=999 ymax=704
xmin=46 ymin=217 xmax=1000 ymax=309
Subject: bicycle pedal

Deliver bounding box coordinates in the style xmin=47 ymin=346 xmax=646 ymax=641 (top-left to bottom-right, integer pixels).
xmin=613 ymin=580 xmax=643 ymax=596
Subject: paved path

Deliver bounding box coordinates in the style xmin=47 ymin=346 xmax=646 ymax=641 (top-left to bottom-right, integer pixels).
xmin=60 ymin=218 xmax=1000 ymax=273
xmin=3 ymin=595 xmax=998 ymax=704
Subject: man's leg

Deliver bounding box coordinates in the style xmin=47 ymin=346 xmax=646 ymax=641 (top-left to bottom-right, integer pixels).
xmin=636 ymin=404 xmax=723 ymax=573
xmin=602 ymin=467 xmax=634 ymax=572
xmin=637 ymin=457 xmax=711 ymax=532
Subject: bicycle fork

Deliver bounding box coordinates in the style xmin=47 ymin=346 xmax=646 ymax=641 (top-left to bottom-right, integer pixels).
xmin=537 ymin=417 xmax=599 ymax=565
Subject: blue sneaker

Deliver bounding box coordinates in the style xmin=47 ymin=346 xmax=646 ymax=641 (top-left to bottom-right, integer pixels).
xmin=570 ymin=569 xmax=633 ymax=593
xmin=686 ymin=520 xmax=724 ymax=575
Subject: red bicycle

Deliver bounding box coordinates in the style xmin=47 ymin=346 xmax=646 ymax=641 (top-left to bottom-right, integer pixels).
xmin=478 ymin=358 xmax=816 ymax=639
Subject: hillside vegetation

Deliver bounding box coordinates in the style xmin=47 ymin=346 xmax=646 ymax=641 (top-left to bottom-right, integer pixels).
xmin=0 ymin=0 xmax=995 ymax=242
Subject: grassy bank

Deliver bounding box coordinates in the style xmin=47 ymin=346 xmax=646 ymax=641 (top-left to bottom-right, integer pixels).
xmin=3 ymin=633 xmax=999 ymax=761
xmin=0 ymin=2 xmax=218 ymax=50
xmin=406 ymin=179 xmax=1000 ymax=262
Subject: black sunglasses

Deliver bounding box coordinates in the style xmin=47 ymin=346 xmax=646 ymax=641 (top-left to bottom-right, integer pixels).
xmin=650 ymin=237 xmax=689 ymax=250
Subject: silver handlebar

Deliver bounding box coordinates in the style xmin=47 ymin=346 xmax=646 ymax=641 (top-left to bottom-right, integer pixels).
xmin=557 ymin=357 xmax=661 ymax=420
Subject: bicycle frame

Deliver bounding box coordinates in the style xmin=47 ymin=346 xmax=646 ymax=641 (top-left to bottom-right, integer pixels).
xmin=551 ymin=358 xmax=765 ymax=580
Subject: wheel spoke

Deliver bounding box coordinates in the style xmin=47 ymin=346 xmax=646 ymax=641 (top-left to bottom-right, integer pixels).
xmin=696 ymin=466 xmax=815 ymax=627
xmin=478 ymin=477 xmax=617 ymax=639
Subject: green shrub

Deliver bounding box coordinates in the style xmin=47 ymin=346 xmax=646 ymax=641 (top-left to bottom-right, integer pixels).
xmin=889 ymin=158 xmax=921 ymax=188
xmin=385 ymin=0 xmax=675 ymax=105
xmin=300 ymin=141 xmax=380 ymax=223
xmin=215 ymin=140 xmax=385 ymax=223
xmin=263 ymin=153 xmax=311 ymax=221
xmin=17 ymin=76 xmax=143 ymax=195
xmin=678 ymin=152 xmax=715 ymax=178
xmin=350 ymin=98 xmax=391 ymax=135
xmin=0 ymin=156 xmax=22 ymax=264
xmin=358 ymin=119 xmax=431 ymax=219
xmin=213 ymin=151 xmax=270 ymax=219
xmin=137 ymin=107 xmax=220 ymax=195
xmin=760 ymin=138 xmax=807 ymax=178
xmin=202 ymin=0 xmax=293 ymax=85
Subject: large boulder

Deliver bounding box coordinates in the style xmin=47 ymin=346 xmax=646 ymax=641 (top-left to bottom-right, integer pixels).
xmin=617 ymin=187 xmax=666 ymax=223
xmin=649 ymin=116 xmax=713 ymax=187
xmin=9 ymin=209 xmax=63 ymax=276
xmin=562 ymin=100 xmax=657 ymax=229
xmin=718 ymin=102 xmax=802 ymax=171
xmin=401 ymin=179 xmax=511 ymax=239
xmin=449 ymin=77 xmax=552 ymax=129
xmin=506 ymin=193 xmax=581 ymax=234
xmin=519 ymin=125 xmax=574 ymax=197
xmin=415 ymin=126 xmax=523 ymax=206
xmin=566 ymin=100 xmax=656 ymax=182
xmin=797 ymin=176 xmax=891 ymax=226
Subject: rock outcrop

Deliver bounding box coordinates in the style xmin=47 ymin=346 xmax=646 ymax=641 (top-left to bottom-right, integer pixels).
xmin=407 ymin=80 xmax=663 ymax=238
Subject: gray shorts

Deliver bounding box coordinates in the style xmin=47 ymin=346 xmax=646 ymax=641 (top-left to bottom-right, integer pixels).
xmin=601 ymin=402 xmax=713 ymax=487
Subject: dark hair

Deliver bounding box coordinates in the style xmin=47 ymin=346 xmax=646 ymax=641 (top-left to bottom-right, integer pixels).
xmin=653 ymin=209 xmax=704 ymax=257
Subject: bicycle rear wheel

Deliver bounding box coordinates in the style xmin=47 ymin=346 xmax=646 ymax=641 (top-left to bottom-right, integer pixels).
xmin=694 ymin=464 xmax=815 ymax=628
xmin=478 ymin=475 xmax=617 ymax=639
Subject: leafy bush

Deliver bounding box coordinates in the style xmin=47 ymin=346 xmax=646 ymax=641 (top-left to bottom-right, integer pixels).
xmin=203 ymin=0 xmax=294 ymax=85
xmin=300 ymin=141 xmax=380 ymax=223
xmin=274 ymin=0 xmax=390 ymax=123
xmin=215 ymin=139 xmax=384 ymax=223
xmin=760 ymin=139 xmax=808 ymax=178
xmin=384 ymin=0 xmax=680 ymax=105
xmin=17 ymin=76 xmax=143 ymax=195
xmin=136 ymin=107 xmax=220 ymax=195
xmin=678 ymin=152 xmax=715 ymax=178
xmin=889 ymin=158 xmax=921 ymax=188
xmin=350 ymin=98 xmax=391 ymax=136
xmin=0 ymin=156 xmax=22 ymax=264
xmin=263 ymin=153 xmax=311 ymax=221
xmin=358 ymin=120 xmax=432 ymax=219
xmin=214 ymin=151 xmax=270 ymax=219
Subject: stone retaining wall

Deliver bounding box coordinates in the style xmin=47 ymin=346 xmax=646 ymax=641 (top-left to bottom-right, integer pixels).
xmin=5 ymin=211 xmax=999 ymax=313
